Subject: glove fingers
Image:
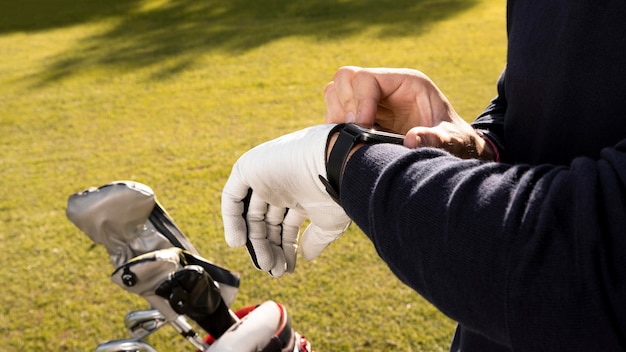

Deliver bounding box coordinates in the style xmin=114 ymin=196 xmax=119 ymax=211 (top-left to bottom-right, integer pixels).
xmin=282 ymin=209 xmax=306 ymax=274
xmin=247 ymin=193 xmax=269 ymax=239
xmin=245 ymin=193 xmax=275 ymax=271
xmin=264 ymin=205 xmax=289 ymax=276
xmin=265 ymin=204 xmax=287 ymax=246
xmin=246 ymin=238 xmax=274 ymax=272
xmin=221 ymin=171 xmax=251 ymax=248
xmin=268 ymin=244 xmax=287 ymax=277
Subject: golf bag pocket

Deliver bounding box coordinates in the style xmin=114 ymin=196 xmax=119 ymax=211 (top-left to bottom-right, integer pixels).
xmin=111 ymin=247 xmax=237 ymax=338
xmin=111 ymin=247 xmax=184 ymax=296
xmin=154 ymin=264 xmax=237 ymax=338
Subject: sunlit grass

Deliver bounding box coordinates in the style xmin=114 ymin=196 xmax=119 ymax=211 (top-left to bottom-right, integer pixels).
xmin=0 ymin=0 xmax=506 ymax=350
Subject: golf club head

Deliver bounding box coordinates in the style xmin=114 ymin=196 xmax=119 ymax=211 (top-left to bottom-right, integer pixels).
xmin=124 ymin=309 xmax=167 ymax=338
xmin=95 ymin=339 xmax=158 ymax=352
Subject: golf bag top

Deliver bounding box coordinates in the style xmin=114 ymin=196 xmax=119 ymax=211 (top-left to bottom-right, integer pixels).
xmin=66 ymin=180 xmax=239 ymax=307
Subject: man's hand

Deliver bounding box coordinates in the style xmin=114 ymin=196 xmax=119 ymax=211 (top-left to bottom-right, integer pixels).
xmin=324 ymin=66 xmax=495 ymax=160
xmin=221 ymin=125 xmax=351 ymax=277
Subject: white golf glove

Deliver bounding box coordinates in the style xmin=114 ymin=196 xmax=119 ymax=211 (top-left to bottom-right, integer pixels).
xmin=221 ymin=124 xmax=351 ymax=277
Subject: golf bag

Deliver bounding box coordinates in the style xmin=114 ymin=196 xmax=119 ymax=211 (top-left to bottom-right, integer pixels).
xmin=66 ymin=181 xmax=311 ymax=352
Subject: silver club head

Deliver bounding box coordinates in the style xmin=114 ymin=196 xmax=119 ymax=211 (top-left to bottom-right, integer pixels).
xmin=95 ymin=339 xmax=158 ymax=352
xmin=124 ymin=309 xmax=167 ymax=338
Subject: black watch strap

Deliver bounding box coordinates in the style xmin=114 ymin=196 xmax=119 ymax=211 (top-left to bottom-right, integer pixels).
xmin=319 ymin=123 xmax=404 ymax=204
xmin=319 ymin=124 xmax=347 ymax=203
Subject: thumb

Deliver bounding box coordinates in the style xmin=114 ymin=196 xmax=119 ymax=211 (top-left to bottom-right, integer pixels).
xmin=300 ymin=221 xmax=350 ymax=261
xmin=404 ymin=126 xmax=443 ymax=149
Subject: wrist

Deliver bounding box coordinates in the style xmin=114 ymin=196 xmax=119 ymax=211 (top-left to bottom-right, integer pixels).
xmin=320 ymin=124 xmax=404 ymax=204
xmin=325 ymin=132 xmax=365 ymax=164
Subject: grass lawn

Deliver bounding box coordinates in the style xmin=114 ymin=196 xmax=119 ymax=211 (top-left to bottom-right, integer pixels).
xmin=0 ymin=0 xmax=506 ymax=350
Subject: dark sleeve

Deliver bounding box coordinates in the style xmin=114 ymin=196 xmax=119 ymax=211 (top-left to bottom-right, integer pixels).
xmin=471 ymin=69 xmax=507 ymax=161
xmin=339 ymin=141 xmax=626 ymax=350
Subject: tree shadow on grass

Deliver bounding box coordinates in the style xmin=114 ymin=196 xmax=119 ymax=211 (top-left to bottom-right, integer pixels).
xmin=6 ymin=0 xmax=480 ymax=85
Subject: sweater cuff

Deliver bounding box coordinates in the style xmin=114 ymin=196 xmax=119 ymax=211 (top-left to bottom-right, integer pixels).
xmin=476 ymin=130 xmax=501 ymax=162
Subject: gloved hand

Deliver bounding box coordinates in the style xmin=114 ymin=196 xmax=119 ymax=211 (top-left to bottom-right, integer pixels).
xmin=221 ymin=124 xmax=352 ymax=277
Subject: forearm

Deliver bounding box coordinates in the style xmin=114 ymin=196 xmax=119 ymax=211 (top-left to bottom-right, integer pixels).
xmin=325 ymin=126 xmax=497 ymax=189
xmin=337 ymin=142 xmax=626 ymax=350
xmin=340 ymin=144 xmax=513 ymax=342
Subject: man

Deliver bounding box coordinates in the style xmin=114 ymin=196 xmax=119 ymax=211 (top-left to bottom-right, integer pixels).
xmin=221 ymin=1 xmax=626 ymax=350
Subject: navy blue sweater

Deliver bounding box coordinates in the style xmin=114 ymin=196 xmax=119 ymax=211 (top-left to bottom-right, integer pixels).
xmin=340 ymin=1 xmax=626 ymax=351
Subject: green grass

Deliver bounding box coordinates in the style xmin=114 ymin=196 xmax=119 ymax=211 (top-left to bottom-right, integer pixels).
xmin=0 ymin=0 xmax=506 ymax=350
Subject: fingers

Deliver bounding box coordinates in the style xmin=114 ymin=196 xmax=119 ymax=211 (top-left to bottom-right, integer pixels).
xmin=258 ymin=208 xmax=306 ymax=277
xmin=265 ymin=204 xmax=288 ymax=276
xmin=222 ymin=177 xmax=307 ymax=277
xmin=245 ymin=193 xmax=274 ymax=271
xmin=325 ymin=66 xmax=459 ymax=136
xmin=221 ymin=174 xmax=282 ymax=272
xmin=404 ymin=123 xmax=481 ymax=159
xmin=267 ymin=245 xmax=287 ymax=277
xmin=281 ymin=209 xmax=306 ymax=273
xmin=324 ymin=66 xmax=381 ymax=127
xmin=404 ymin=126 xmax=438 ymax=149
xmin=350 ymin=69 xmax=382 ymax=126
xmin=324 ymin=81 xmax=344 ymax=123
xmin=221 ymin=170 xmax=251 ymax=248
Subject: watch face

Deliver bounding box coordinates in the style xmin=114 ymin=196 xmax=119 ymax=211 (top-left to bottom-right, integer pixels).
xmin=346 ymin=123 xmax=404 ymax=144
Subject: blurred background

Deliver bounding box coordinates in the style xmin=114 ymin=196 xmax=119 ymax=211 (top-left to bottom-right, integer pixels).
xmin=0 ymin=0 xmax=506 ymax=350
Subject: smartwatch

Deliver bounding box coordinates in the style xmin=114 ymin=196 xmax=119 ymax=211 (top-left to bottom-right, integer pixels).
xmin=319 ymin=123 xmax=405 ymax=204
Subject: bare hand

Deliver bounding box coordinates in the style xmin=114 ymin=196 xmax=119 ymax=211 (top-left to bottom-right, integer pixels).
xmin=324 ymin=66 xmax=495 ymax=160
